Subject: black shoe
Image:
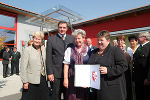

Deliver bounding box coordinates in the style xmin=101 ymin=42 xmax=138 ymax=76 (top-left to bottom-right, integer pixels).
xmin=3 ymin=76 xmax=6 ymax=78
xmin=10 ymin=74 xmax=13 ymax=76
xmin=16 ymin=73 xmax=19 ymax=75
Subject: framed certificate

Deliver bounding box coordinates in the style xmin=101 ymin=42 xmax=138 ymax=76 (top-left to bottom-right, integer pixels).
xmin=74 ymin=64 xmax=100 ymax=90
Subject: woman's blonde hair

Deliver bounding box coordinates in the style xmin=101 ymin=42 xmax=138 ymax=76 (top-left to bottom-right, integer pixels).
xmin=32 ymin=31 xmax=44 ymax=39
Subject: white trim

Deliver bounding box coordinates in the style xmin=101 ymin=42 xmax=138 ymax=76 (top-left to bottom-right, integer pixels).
xmin=110 ymin=26 xmax=150 ymax=36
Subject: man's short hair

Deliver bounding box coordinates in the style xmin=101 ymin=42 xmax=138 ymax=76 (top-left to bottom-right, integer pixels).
xmin=13 ymin=47 xmax=17 ymax=49
xmin=5 ymin=46 xmax=9 ymax=50
xmin=58 ymin=21 xmax=69 ymax=28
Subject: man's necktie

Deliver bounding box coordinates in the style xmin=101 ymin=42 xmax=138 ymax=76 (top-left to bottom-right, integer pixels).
xmin=62 ymin=35 xmax=65 ymax=40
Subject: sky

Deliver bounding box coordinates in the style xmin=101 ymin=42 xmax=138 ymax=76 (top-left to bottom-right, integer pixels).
xmin=1 ymin=0 xmax=150 ymax=22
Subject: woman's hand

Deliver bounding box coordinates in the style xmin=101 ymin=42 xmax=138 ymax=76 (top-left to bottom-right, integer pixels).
xmin=64 ymin=78 xmax=69 ymax=88
xmin=99 ymin=66 xmax=107 ymax=74
xmin=23 ymin=83 xmax=29 ymax=89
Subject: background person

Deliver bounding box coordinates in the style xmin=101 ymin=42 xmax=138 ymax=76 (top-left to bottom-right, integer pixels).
xmin=86 ymin=38 xmax=97 ymax=51
xmin=2 ymin=47 xmax=11 ymax=78
xmin=88 ymin=30 xmax=128 ymax=100
xmin=126 ymin=34 xmax=139 ymax=100
xmin=116 ymin=34 xmax=132 ymax=100
xmin=116 ymin=34 xmax=131 ymax=62
xmin=27 ymin=40 xmax=33 ymax=46
xmin=63 ymin=29 xmax=91 ymax=100
xmin=133 ymin=32 xmax=150 ymax=100
xmin=127 ymin=34 xmax=138 ymax=60
xmin=10 ymin=47 xmax=21 ymax=75
xmin=20 ymin=31 xmax=50 ymax=100
xmin=46 ymin=21 xmax=74 ymax=100
xmin=112 ymin=39 xmax=118 ymax=46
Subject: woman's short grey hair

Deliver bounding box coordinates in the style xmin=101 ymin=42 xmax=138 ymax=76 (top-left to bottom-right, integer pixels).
xmin=139 ymin=31 xmax=150 ymax=41
xmin=32 ymin=31 xmax=44 ymax=39
xmin=72 ymin=29 xmax=86 ymax=38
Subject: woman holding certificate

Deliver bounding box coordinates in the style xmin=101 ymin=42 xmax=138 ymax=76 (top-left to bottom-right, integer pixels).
xmin=63 ymin=29 xmax=91 ymax=100
xmin=88 ymin=30 xmax=128 ymax=100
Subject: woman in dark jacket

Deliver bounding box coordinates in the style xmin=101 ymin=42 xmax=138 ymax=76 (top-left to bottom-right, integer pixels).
xmin=88 ymin=30 xmax=128 ymax=100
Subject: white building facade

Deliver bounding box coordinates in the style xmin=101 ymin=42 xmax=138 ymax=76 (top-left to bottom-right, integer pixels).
xmin=0 ymin=3 xmax=43 ymax=75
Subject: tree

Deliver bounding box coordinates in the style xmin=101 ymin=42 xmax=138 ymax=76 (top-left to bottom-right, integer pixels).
xmin=0 ymin=34 xmax=7 ymax=50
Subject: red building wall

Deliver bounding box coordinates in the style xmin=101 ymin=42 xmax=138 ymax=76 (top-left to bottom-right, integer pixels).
xmin=45 ymin=10 xmax=150 ymax=46
xmin=74 ymin=12 xmax=150 ymax=46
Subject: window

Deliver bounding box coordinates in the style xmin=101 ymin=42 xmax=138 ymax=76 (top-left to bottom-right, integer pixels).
xmin=0 ymin=14 xmax=15 ymax=28
xmin=0 ymin=10 xmax=17 ymax=60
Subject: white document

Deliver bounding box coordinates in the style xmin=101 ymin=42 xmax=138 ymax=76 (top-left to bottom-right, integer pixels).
xmin=74 ymin=64 xmax=100 ymax=90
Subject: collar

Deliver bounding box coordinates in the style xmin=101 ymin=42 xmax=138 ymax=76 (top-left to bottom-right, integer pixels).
xmin=32 ymin=44 xmax=41 ymax=50
xmin=89 ymin=45 xmax=92 ymax=48
xmin=98 ymin=43 xmax=111 ymax=54
xmin=141 ymin=41 xmax=149 ymax=46
xmin=58 ymin=33 xmax=66 ymax=38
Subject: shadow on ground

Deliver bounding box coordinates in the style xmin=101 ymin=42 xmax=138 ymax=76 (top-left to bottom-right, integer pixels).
xmin=0 ymin=80 xmax=7 ymax=88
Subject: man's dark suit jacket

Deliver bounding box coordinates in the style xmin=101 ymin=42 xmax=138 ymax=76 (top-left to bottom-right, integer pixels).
xmin=46 ymin=34 xmax=74 ymax=78
xmin=133 ymin=42 xmax=150 ymax=82
xmin=2 ymin=51 xmax=10 ymax=64
xmin=90 ymin=45 xmax=97 ymax=51
xmin=11 ymin=51 xmax=21 ymax=63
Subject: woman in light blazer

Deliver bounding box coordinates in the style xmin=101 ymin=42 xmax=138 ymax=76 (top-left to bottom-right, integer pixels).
xmin=20 ymin=31 xmax=50 ymax=100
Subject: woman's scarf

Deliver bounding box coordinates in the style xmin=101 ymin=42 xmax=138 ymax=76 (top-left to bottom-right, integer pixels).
xmin=71 ymin=44 xmax=87 ymax=64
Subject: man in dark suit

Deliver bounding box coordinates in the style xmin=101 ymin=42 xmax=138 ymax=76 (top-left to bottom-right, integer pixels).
xmin=86 ymin=38 xmax=97 ymax=51
xmin=133 ymin=31 xmax=150 ymax=100
xmin=11 ymin=47 xmax=21 ymax=75
xmin=46 ymin=21 xmax=74 ymax=100
xmin=2 ymin=47 xmax=11 ymax=78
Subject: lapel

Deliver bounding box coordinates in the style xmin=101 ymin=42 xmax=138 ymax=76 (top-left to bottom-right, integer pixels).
xmin=56 ymin=34 xmax=66 ymax=50
xmin=134 ymin=42 xmax=150 ymax=57
xmin=142 ymin=41 xmax=150 ymax=49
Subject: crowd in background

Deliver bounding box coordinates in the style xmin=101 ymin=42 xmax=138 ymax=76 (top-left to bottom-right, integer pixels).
xmin=1 ymin=20 xmax=150 ymax=100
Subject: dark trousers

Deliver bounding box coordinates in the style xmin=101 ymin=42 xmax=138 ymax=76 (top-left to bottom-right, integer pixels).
xmin=135 ymin=82 xmax=150 ymax=100
xmin=125 ymin=69 xmax=133 ymax=100
xmin=50 ymin=78 xmax=66 ymax=100
xmin=22 ymin=75 xmax=50 ymax=100
xmin=11 ymin=61 xmax=19 ymax=74
xmin=89 ymin=89 xmax=97 ymax=100
xmin=3 ymin=64 xmax=8 ymax=77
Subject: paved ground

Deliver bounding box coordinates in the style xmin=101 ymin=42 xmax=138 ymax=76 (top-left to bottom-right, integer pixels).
xmin=0 ymin=74 xmax=22 ymax=100
xmin=0 ymin=93 xmax=22 ymax=100
xmin=0 ymin=74 xmax=64 ymax=100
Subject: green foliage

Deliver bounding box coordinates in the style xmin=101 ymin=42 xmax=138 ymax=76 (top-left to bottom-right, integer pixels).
xmin=0 ymin=34 xmax=7 ymax=50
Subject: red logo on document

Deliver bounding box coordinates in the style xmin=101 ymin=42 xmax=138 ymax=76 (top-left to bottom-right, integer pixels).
xmin=92 ymin=71 xmax=98 ymax=81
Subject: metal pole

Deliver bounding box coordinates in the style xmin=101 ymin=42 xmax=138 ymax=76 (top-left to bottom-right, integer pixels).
xmin=68 ymin=17 xmax=74 ymax=32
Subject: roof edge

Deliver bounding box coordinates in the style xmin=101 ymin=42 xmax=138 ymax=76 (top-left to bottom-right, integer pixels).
xmin=75 ymin=4 xmax=150 ymax=26
xmin=0 ymin=2 xmax=40 ymax=17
